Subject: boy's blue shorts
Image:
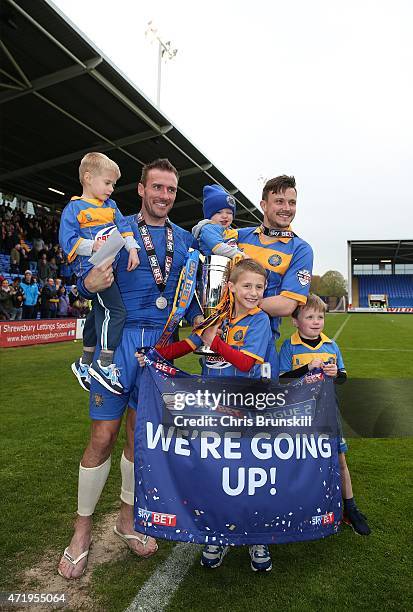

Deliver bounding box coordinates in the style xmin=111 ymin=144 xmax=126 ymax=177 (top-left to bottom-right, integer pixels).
xmin=89 ymin=326 xmax=163 ymax=420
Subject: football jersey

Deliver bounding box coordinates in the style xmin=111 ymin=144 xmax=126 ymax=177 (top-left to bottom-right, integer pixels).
xmin=116 ymin=216 xmax=200 ymax=328
xmin=198 ymin=223 xmax=239 ymax=256
xmin=279 ymin=331 xmax=345 ymax=374
xmin=202 ymin=307 xmax=272 ymax=378
xmin=76 ymin=214 xmax=201 ymax=328
xmin=237 ymin=226 xmax=313 ymax=338
xmin=59 ymin=197 xmax=135 ymax=277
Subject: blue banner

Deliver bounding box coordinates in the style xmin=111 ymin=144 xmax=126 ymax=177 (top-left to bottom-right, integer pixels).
xmin=134 ymin=351 xmax=342 ymax=546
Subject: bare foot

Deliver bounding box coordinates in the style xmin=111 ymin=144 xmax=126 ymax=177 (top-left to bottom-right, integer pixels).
xmin=57 ymin=518 xmax=92 ymax=579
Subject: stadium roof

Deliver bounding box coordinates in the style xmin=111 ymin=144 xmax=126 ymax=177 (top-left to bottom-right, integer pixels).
xmin=0 ymin=0 xmax=262 ymax=229
xmin=348 ymin=240 xmax=413 ymax=265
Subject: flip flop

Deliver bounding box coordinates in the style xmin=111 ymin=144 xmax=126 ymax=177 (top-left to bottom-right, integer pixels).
xmin=57 ymin=545 xmax=91 ymax=579
xmin=113 ymin=526 xmax=158 ymax=556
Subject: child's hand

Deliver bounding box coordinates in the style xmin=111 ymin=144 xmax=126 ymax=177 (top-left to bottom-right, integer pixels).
xmin=239 ymin=251 xmax=251 ymax=259
xmin=127 ymin=248 xmax=140 ymax=271
xmin=134 ymin=350 xmax=146 ymax=367
xmin=322 ymin=362 xmax=338 ymax=377
xmin=308 ymin=358 xmax=323 ymax=371
xmin=201 ymin=323 xmax=221 ymax=347
xmin=192 ymin=315 xmax=204 ymax=330
xmin=92 ymin=240 xmax=103 ymax=252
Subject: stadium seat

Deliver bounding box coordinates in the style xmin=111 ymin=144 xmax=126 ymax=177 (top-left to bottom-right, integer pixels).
xmin=358 ymin=275 xmax=413 ymax=307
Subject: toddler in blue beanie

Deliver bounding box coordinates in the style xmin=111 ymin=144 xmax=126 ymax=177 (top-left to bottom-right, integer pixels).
xmin=192 ymin=185 xmax=245 ymax=258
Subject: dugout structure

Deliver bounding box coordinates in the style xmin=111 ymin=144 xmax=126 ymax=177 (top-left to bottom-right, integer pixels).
xmin=347 ymin=240 xmax=413 ymax=313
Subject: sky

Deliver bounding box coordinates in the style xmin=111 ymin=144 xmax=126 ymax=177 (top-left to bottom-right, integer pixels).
xmin=52 ymin=0 xmax=413 ymax=276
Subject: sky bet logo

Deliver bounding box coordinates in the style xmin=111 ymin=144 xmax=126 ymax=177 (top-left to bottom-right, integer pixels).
xmin=311 ymin=511 xmax=334 ymax=526
xmin=137 ymin=507 xmax=177 ymax=527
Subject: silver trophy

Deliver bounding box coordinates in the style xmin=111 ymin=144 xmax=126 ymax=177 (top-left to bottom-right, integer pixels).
xmin=195 ymin=254 xmax=232 ymax=355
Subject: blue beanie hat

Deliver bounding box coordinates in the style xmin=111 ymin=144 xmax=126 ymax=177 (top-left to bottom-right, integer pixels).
xmin=203 ymin=185 xmax=236 ymax=219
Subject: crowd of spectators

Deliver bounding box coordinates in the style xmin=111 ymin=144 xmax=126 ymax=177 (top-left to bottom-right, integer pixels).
xmin=0 ymin=204 xmax=90 ymax=321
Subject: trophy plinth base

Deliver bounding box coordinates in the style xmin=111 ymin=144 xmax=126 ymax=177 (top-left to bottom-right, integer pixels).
xmin=194 ymin=345 xmax=217 ymax=356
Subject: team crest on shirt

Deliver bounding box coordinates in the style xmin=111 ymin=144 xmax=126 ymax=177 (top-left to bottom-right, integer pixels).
xmin=296 ymin=269 xmax=311 ymax=286
xmin=233 ymin=330 xmax=244 ymax=341
xmin=268 ymin=254 xmax=282 ymax=267
xmin=94 ymin=393 xmax=104 ymax=407
xmin=86 ymin=213 xmax=93 ymax=221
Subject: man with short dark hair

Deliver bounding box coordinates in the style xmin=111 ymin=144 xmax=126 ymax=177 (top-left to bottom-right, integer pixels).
xmin=237 ymin=175 xmax=313 ymax=378
xmin=58 ymin=158 xmax=203 ymax=579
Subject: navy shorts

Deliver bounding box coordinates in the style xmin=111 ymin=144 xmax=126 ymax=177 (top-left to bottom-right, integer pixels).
xmin=89 ymin=326 xmax=163 ymax=420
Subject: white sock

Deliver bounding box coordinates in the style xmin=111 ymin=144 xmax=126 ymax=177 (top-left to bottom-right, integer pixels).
xmin=77 ymin=455 xmax=111 ymax=516
xmin=120 ymin=451 xmax=134 ymax=506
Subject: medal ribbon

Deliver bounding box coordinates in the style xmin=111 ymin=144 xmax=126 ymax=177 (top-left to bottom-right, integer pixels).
xmin=260 ymin=225 xmax=295 ymax=238
xmin=156 ymin=250 xmax=200 ymax=349
xmin=137 ymin=211 xmax=174 ymax=293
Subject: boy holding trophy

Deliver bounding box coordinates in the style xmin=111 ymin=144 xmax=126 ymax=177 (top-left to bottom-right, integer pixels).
xmin=137 ymin=259 xmax=275 ymax=571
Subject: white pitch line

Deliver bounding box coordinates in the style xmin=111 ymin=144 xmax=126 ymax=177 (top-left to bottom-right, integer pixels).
xmin=124 ymin=542 xmax=201 ymax=612
xmin=341 ymin=347 xmax=413 ymax=352
xmin=333 ymin=315 xmax=351 ymax=341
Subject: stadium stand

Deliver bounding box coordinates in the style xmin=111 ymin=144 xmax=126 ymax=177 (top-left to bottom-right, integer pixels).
xmin=358 ymin=275 xmax=413 ymax=307
xmin=348 ymin=240 xmax=413 ymax=312
xmin=0 ymin=202 xmax=79 ymax=321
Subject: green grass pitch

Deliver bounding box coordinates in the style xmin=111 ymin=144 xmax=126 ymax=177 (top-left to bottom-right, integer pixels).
xmin=1 ymin=313 xmax=412 ymax=610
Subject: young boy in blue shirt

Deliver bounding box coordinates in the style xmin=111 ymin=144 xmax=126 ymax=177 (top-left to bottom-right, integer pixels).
xmin=279 ymin=294 xmax=371 ymax=535
xmin=192 ymin=184 xmax=246 ymax=259
xmin=137 ymin=259 xmax=274 ymax=571
xmin=59 ymin=152 xmax=139 ymax=395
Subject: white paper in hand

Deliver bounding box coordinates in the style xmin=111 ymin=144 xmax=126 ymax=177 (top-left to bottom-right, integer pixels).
xmin=89 ymin=229 xmax=126 ymax=267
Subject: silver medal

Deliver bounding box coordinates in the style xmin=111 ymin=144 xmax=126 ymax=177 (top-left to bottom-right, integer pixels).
xmin=156 ymin=295 xmax=168 ymax=309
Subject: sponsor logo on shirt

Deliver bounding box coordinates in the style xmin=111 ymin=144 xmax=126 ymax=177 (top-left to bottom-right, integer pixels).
xmin=94 ymin=225 xmax=117 ymax=242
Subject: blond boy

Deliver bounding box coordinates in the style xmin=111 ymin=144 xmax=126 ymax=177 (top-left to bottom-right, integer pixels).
xmin=59 ymin=152 xmax=139 ymax=395
xmin=279 ymin=294 xmax=371 ymax=535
